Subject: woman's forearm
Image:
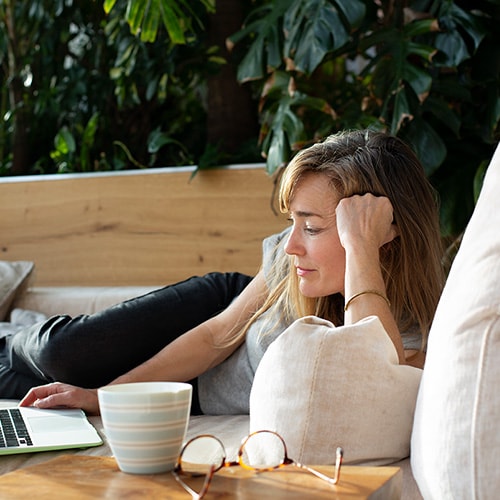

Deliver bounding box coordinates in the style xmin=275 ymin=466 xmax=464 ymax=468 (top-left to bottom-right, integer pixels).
xmin=343 ymin=243 xmax=405 ymax=363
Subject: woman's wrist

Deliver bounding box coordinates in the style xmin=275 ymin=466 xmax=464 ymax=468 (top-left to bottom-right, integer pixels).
xmin=344 ymin=289 xmax=390 ymax=312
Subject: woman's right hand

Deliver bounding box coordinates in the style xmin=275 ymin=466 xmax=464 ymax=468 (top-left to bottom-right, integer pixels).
xmin=19 ymin=382 xmax=100 ymax=415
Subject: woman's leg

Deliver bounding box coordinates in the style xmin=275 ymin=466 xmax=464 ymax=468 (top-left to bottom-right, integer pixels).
xmin=0 ymin=356 xmax=47 ymax=399
xmin=2 ymin=272 xmax=252 ymax=398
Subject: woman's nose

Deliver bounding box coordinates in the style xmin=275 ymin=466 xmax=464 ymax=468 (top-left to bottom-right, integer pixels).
xmin=284 ymin=230 xmax=303 ymax=256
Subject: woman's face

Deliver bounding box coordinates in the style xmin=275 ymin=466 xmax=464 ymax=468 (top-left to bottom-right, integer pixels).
xmin=284 ymin=172 xmax=346 ymax=298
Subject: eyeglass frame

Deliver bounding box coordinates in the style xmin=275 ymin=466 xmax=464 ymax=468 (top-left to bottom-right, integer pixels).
xmin=172 ymin=429 xmax=343 ymax=499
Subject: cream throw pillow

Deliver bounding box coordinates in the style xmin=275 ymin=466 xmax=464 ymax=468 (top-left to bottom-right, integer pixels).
xmin=411 ymin=143 xmax=500 ymax=499
xmin=0 ymin=261 xmax=34 ymax=321
xmin=249 ymin=315 xmax=422 ymax=466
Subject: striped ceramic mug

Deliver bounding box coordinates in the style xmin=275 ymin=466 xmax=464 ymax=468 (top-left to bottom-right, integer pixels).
xmin=98 ymin=382 xmax=192 ymax=474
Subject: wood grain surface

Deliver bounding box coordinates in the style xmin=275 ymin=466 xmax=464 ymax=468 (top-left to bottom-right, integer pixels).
xmin=0 ymin=455 xmax=402 ymax=499
xmin=0 ymin=166 xmax=286 ymax=286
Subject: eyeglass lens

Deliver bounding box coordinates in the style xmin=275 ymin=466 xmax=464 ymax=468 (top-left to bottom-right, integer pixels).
xmin=179 ymin=435 xmax=226 ymax=476
xmin=239 ymin=431 xmax=287 ymax=469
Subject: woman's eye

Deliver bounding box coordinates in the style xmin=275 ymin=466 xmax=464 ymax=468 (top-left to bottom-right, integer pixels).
xmin=305 ymin=226 xmax=321 ymax=235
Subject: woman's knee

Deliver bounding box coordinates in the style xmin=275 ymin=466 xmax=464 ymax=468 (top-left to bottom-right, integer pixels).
xmin=35 ymin=315 xmax=89 ymax=382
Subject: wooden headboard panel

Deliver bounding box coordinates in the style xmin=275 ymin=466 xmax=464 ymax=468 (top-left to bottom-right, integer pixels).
xmin=0 ymin=165 xmax=287 ymax=286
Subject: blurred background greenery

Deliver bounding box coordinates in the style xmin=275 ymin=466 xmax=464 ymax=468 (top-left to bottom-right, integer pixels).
xmin=0 ymin=0 xmax=499 ymax=240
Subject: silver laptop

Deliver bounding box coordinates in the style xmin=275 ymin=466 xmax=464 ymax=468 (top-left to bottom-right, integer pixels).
xmin=0 ymin=406 xmax=103 ymax=455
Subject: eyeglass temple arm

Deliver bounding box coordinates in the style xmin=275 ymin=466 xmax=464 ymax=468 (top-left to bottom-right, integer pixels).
xmin=172 ymin=464 xmax=217 ymax=500
xmin=295 ymin=447 xmax=343 ymax=485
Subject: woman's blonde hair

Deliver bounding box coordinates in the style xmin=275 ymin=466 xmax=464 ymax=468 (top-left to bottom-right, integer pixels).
xmin=233 ymin=130 xmax=444 ymax=349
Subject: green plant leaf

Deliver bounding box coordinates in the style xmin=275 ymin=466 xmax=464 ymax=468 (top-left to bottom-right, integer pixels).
xmin=443 ymin=2 xmax=486 ymax=51
xmin=103 ymin=0 xmax=118 ymax=14
xmin=80 ymin=112 xmax=100 ymax=171
xmin=106 ymin=0 xmax=212 ymax=45
xmin=407 ymin=41 xmax=436 ymax=61
xmin=147 ymin=127 xmax=185 ymax=153
xmin=236 ymin=35 xmax=266 ymax=82
xmin=435 ymin=30 xmax=469 ymax=67
xmin=403 ymin=18 xmax=436 ymax=38
xmin=359 ymin=26 xmax=399 ymax=53
xmin=392 ymin=88 xmax=412 ymax=135
xmin=403 ymin=63 xmax=432 ymax=99
xmin=473 ymin=159 xmax=488 ymax=202
xmin=258 ymin=73 xmax=337 ymax=173
xmin=54 ymin=127 xmax=76 ymax=155
xmin=404 ymin=118 xmax=446 ymax=176
xmin=199 ymin=0 xmax=215 ymax=13
xmin=125 ymin=0 xmax=146 ymax=36
xmin=433 ymin=2 xmax=486 ymax=67
xmin=232 ymin=2 xmax=288 ymax=82
xmin=362 ymin=19 xmax=436 ymax=130
xmin=334 ymin=0 xmax=365 ymax=28
xmin=266 ymin=128 xmax=287 ymax=173
xmin=115 ymin=39 xmax=138 ymax=68
xmin=140 ymin=2 xmax=161 ymax=43
xmin=159 ymin=0 xmax=186 ymax=44
xmin=283 ymin=0 xmax=351 ymax=74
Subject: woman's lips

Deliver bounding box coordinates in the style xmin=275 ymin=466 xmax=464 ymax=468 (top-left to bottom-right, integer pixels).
xmin=296 ymin=266 xmax=314 ymax=277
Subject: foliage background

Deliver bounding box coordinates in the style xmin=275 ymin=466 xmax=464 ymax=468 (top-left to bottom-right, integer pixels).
xmin=0 ymin=0 xmax=499 ymax=239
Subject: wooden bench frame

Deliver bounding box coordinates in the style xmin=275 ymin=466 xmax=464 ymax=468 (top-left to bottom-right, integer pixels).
xmin=0 ymin=165 xmax=286 ymax=286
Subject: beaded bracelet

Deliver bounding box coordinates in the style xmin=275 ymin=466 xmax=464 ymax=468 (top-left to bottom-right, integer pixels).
xmin=344 ymin=289 xmax=391 ymax=312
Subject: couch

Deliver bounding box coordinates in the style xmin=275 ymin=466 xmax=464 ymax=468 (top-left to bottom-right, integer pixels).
xmin=1 ymin=149 xmax=499 ymax=499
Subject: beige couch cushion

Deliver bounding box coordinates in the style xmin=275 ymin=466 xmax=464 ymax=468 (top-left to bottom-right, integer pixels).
xmin=411 ymin=143 xmax=500 ymax=499
xmin=249 ymin=315 xmax=422 ymax=466
xmin=13 ymin=286 xmax=157 ymax=317
xmin=0 ymin=261 xmax=34 ymax=321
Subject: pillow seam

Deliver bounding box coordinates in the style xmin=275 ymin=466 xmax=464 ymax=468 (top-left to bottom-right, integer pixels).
xmin=298 ymin=325 xmax=327 ymax=458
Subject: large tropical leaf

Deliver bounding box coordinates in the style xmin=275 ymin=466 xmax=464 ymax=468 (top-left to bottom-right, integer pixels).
xmin=104 ymin=0 xmax=215 ymax=44
xmin=259 ymin=72 xmax=335 ymax=173
xmin=228 ymin=1 xmax=289 ymax=82
xmin=403 ymin=118 xmax=447 ymax=176
xmin=283 ymin=0 xmax=365 ymax=74
xmin=230 ymin=0 xmax=365 ymax=82
xmin=434 ymin=1 xmax=486 ymax=66
xmin=361 ymin=19 xmax=436 ymax=133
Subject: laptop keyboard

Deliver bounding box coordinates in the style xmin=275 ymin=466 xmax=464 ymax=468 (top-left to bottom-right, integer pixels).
xmin=0 ymin=409 xmax=33 ymax=448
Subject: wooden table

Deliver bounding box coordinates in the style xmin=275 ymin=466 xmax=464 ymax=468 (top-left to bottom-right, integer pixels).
xmin=0 ymin=455 xmax=401 ymax=499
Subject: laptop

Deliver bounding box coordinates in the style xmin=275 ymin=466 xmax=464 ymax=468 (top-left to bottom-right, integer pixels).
xmin=0 ymin=406 xmax=103 ymax=455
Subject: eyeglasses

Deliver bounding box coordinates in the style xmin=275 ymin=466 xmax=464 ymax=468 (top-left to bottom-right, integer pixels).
xmin=172 ymin=430 xmax=343 ymax=499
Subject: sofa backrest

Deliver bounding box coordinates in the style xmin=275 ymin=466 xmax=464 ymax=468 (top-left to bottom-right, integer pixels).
xmin=411 ymin=141 xmax=500 ymax=499
xmin=0 ymin=165 xmax=286 ymax=286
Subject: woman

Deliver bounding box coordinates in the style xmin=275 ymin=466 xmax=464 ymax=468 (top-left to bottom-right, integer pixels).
xmin=12 ymin=129 xmax=444 ymax=415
